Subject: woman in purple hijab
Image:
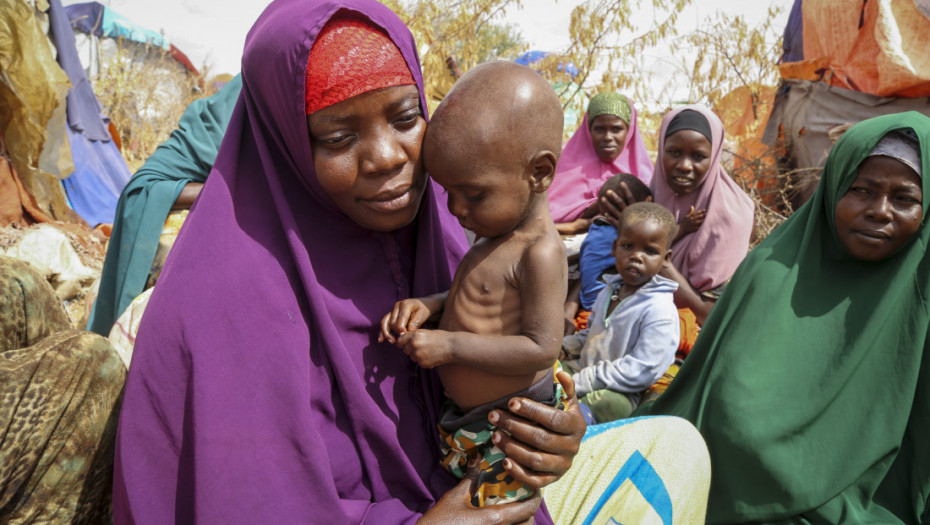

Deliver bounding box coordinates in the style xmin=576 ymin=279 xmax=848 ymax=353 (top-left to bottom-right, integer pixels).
xmin=112 ymin=0 xmax=586 ymax=522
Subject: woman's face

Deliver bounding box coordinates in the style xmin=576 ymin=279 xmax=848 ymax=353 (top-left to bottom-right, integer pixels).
xmin=590 ymin=114 xmax=629 ymax=163
xmin=834 ymin=155 xmax=923 ymax=261
xmin=308 ymin=85 xmax=427 ymax=232
xmin=662 ymin=129 xmax=713 ymax=195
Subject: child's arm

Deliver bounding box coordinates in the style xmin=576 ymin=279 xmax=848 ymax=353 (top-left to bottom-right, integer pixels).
xmin=673 ymin=205 xmax=706 ymax=243
xmin=572 ymin=309 xmax=679 ymax=398
xmin=659 ymin=263 xmax=714 ymax=324
xmin=378 ymin=292 xmax=447 ymax=344
xmin=396 ymin=238 xmax=567 ymax=374
xmin=561 ymin=327 xmax=589 ymax=361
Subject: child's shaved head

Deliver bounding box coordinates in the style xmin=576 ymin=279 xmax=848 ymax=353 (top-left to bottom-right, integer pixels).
xmin=620 ymin=202 xmax=677 ymax=248
xmin=424 ymin=61 xmax=564 ymax=169
xmin=598 ymin=173 xmax=652 ymax=203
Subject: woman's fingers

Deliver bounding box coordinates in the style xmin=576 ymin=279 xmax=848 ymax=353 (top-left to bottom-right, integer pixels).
xmin=485 ymin=371 xmax=585 ymax=488
xmin=490 ymin=419 xmax=573 ymax=479
xmin=378 ymin=314 xmax=394 ymax=343
xmin=419 ymin=477 xmax=540 ymax=524
xmin=618 ymin=181 xmax=636 ymax=206
xmin=492 ymin=434 xmax=562 ymax=489
xmin=501 ymin=375 xmax=584 ymax=439
xmin=556 ymin=370 xmax=577 ymax=403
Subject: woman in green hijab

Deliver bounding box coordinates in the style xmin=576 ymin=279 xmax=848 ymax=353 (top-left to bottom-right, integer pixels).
xmin=637 ymin=111 xmax=930 ymax=524
xmin=88 ymin=75 xmax=242 ymax=336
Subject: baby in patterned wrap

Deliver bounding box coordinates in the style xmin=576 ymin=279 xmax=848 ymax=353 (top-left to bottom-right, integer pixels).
xmin=379 ymin=61 xmax=568 ymax=506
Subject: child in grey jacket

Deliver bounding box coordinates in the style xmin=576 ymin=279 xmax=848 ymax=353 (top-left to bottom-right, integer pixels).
xmin=562 ymin=202 xmax=680 ymax=423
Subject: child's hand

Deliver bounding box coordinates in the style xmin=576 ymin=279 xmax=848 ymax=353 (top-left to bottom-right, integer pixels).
xmin=378 ymin=299 xmax=434 ymax=344
xmin=680 ymin=206 xmax=707 ymax=235
xmin=396 ymin=329 xmax=454 ymax=368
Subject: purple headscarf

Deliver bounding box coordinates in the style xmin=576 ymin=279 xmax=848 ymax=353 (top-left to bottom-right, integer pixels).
xmin=108 ymin=1 xmax=536 ymax=522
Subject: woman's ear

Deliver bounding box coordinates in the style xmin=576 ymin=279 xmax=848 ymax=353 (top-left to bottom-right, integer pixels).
xmin=528 ymin=150 xmax=558 ymax=192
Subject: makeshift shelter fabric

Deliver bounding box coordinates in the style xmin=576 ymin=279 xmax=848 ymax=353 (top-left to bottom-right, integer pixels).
xmin=0 ymin=0 xmax=75 ymax=221
xmin=0 ymin=156 xmax=53 ymax=226
xmin=638 ymin=112 xmax=930 ymax=523
xmin=109 ymin=0 xmax=541 ymax=521
xmin=87 ymin=75 xmax=242 ymax=336
xmin=650 ymin=105 xmax=754 ymax=293
xmin=0 ymin=256 xmax=125 ymax=523
xmin=789 ymin=0 xmax=930 ymax=97
xmin=65 ymin=1 xmax=166 ymax=49
xmin=762 ymin=79 xmax=930 ymax=204
xmin=549 ymin=98 xmax=654 ymax=223
xmin=65 ymin=1 xmax=198 ymax=76
xmin=779 ymin=0 xmax=804 ymax=64
xmin=48 ymin=0 xmax=130 ymax=226
xmin=49 ymin=0 xmax=109 ymax=142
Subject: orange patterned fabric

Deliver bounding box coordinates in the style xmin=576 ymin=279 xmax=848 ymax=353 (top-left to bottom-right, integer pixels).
xmin=676 ymin=308 xmax=699 ymax=360
xmin=573 ymin=309 xmax=591 ymax=332
xmin=305 ymin=16 xmax=415 ymax=115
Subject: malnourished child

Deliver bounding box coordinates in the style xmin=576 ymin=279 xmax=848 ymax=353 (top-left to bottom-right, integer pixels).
xmin=563 ymin=202 xmax=680 ymax=423
xmin=379 ymin=61 xmax=567 ymax=506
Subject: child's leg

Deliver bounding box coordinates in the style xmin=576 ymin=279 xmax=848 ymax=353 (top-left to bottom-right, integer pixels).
xmin=580 ymin=389 xmax=634 ymax=423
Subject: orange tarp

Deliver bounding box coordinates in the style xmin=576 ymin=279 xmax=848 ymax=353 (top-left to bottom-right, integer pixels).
xmin=794 ymin=0 xmax=930 ymax=97
xmin=714 ymin=85 xmax=780 ymax=207
xmin=0 ymin=155 xmax=53 ymax=226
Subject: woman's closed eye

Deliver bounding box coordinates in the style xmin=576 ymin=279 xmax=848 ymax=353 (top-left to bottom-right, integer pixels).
xmin=848 ymin=185 xmax=871 ymax=196
xmin=894 ymin=193 xmax=922 ymax=206
xmin=393 ymin=109 xmax=422 ymax=129
xmin=317 ymin=132 xmax=354 ymax=149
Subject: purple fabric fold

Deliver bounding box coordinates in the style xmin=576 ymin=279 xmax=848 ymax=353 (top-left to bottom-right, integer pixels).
xmin=108 ymin=0 xmax=558 ymax=522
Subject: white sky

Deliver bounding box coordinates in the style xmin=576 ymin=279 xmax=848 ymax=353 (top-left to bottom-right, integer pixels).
xmin=64 ymin=0 xmax=792 ymax=78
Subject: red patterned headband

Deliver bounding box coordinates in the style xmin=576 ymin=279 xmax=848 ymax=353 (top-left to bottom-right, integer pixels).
xmin=305 ymin=15 xmax=416 ymax=115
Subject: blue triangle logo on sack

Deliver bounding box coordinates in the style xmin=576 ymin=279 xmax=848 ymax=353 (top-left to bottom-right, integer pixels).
xmin=580 ymin=450 xmax=673 ymax=525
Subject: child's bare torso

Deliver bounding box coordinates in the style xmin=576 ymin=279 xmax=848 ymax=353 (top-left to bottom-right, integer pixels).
xmin=439 ymin=229 xmax=563 ymax=410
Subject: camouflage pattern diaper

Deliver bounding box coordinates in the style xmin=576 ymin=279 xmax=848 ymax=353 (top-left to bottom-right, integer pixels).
xmin=438 ymin=362 xmax=566 ymax=506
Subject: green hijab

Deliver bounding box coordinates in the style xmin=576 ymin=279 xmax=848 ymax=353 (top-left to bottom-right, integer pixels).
xmin=637 ymin=112 xmax=930 ymax=524
xmin=586 ymin=92 xmax=631 ymax=125
xmin=88 ymin=75 xmax=242 ymax=335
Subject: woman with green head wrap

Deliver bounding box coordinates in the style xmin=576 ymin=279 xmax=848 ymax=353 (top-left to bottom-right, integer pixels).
xmin=548 ymin=92 xmax=653 ymax=234
xmin=637 ymin=111 xmax=930 ymax=523
xmin=87 ymin=75 xmax=242 ymax=336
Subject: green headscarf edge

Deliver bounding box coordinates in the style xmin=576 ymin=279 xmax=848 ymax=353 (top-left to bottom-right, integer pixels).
xmin=87 ymin=75 xmax=243 ymax=335
xmin=586 ymin=92 xmax=632 ymax=126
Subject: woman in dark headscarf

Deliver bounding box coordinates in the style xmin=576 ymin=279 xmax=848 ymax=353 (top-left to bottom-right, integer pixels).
xmin=650 ymin=105 xmax=754 ymax=324
xmin=113 ymin=1 xmax=584 ymax=522
xmin=638 ymin=112 xmax=930 ymax=523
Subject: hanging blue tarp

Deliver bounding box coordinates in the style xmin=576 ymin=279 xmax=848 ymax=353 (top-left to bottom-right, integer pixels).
xmin=780 ymin=0 xmax=804 ymax=64
xmin=515 ymin=50 xmax=580 ymax=78
xmin=49 ymin=0 xmax=130 ymax=226
xmin=64 ymin=1 xmax=168 ymax=49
